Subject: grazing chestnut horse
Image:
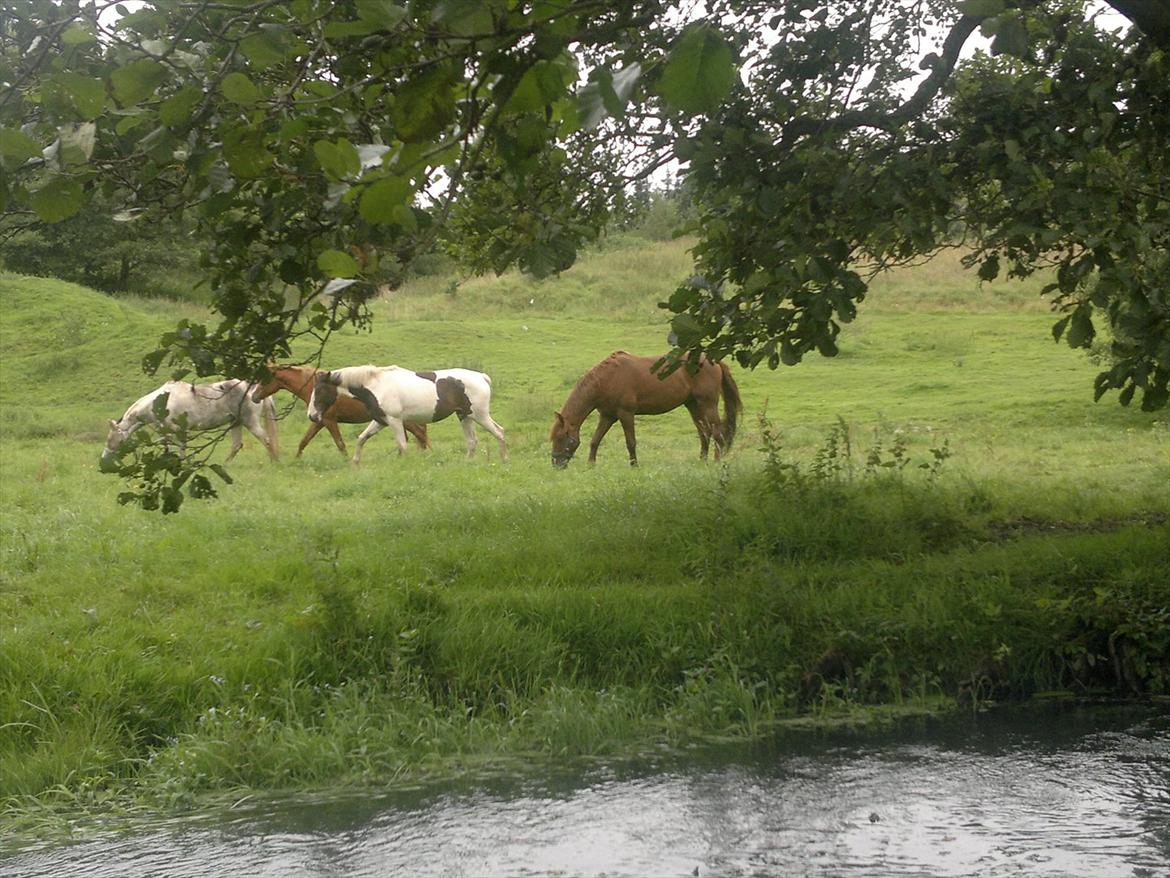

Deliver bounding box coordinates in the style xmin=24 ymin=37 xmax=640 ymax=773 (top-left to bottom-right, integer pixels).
xmin=251 ymin=364 xmax=429 ymax=458
xmin=549 ymin=351 xmax=741 ymax=467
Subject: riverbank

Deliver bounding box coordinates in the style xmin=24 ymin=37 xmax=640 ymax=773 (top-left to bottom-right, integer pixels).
xmin=2 ymin=252 xmax=1168 ymax=834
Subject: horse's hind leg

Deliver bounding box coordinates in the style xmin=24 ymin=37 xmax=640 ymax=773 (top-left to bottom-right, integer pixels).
xmin=224 ymin=424 xmax=245 ymax=462
xmin=471 ymin=412 xmax=507 ymax=462
xmin=243 ymin=416 xmax=278 ymax=460
xmin=685 ymin=401 xmax=714 ymax=460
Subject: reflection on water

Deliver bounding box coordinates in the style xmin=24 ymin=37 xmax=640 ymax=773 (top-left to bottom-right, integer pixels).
xmin=4 ymin=702 xmax=1169 ymax=877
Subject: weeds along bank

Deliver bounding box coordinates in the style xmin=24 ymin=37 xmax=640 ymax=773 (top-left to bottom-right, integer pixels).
xmin=1 ymin=265 xmax=1168 ymax=820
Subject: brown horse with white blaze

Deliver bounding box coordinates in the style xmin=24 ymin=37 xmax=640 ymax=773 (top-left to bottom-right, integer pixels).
xmin=251 ymin=364 xmax=429 ymax=457
xmin=549 ymin=351 xmax=742 ymax=467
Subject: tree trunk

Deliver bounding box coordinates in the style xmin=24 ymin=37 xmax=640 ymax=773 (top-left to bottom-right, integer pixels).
xmin=1107 ymin=0 xmax=1170 ymax=48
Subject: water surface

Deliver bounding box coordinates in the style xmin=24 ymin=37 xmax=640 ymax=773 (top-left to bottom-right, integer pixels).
xmin=4 ymin=701 xmax=1168 ymax=877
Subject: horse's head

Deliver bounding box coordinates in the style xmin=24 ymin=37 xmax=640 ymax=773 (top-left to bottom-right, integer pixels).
xmin=250 ymin=363 xmax=281 ymax=403
xmin=549 ymin=412 xmax=580 ymax=468
xmin=308 ymin=371 xmax=342 ymax=423
xmin=99 ymin=418 xmax=134 ymax=471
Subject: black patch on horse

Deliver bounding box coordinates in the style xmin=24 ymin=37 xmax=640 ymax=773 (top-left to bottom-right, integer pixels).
xmin=348 ymin=385 xmax=390 ymax=426
xmin=432 ymin=377 xmax=472 ymax=422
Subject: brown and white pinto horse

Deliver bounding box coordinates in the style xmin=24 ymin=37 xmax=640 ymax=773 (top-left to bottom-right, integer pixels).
xmin=309 ymin=364 xmax=507 ymax=464
xmin=549 ymin=351 xmax=742 ymax=467
xmin=251 ymin=364 xmax=429 ymax=458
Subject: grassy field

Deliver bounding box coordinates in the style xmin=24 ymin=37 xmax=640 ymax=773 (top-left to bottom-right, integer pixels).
xmin=1 ymin=239 xmax=1167 ymax=833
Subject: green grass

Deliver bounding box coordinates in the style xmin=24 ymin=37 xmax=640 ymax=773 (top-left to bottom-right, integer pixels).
xmin=1 ymin=246 xmax=1168 ymax=835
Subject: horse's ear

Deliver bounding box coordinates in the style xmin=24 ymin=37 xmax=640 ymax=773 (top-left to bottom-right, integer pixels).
xmin=553 ymin=411 xmax=564 ymax=425
xmin=109 ymin=419 xmax=118 ymax=429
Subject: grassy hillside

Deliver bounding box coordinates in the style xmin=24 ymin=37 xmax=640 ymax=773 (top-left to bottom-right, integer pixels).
xmin=0 ymin=245 xmax=1167 ymax=835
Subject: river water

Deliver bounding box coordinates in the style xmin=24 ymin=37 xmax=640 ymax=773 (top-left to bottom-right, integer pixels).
xmin=3 ymin=701 xmax=1168 ymax=877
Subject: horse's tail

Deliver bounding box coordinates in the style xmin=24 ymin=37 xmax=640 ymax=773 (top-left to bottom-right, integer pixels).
xmin=719 ymin=361 xmax=742 ymax=451
xmin=262 ymin=396 xmax=280 ymax=460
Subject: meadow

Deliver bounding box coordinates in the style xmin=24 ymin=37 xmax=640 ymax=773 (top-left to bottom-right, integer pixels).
xmin=1 ymin=237 xmax=1167 ymax=832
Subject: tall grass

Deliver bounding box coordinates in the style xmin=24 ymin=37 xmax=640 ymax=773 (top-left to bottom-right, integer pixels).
xmin=0 ymin=244 xmax=1167 ymax=833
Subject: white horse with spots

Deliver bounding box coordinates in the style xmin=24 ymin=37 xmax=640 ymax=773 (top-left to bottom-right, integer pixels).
xmin=101 ymin=379 xmax=279 ymax=468
xmin=308 ymin=364 xmax=507 ymax=463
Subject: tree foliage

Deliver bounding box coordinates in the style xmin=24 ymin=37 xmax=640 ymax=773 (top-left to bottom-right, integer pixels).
xmin=665 ymin=0 xmax=1168 ymax=415
xmin=1 ymin=0 xmax=1166 ymax=510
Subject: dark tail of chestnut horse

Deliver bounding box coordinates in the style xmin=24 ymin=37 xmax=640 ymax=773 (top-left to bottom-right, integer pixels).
xmin=719 ymin=362 xmax=742 ymax=451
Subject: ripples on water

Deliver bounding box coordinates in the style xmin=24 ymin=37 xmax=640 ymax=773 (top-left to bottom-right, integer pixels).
xmin=4 ymin=702 xmax=1168 ymax=877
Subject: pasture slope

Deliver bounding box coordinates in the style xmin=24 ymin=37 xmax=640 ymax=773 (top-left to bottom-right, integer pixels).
xmin=1 ymin=246 xmax=1167 ymax=839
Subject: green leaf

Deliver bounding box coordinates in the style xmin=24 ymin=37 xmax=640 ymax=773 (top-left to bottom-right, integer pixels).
xmin=323 ymin=19 xmax=383 ymax=38
xmin=577 ymin=63 xmax=642 ymax=130
xmin=161 ymin=486 xmax=184 ymax=515
xmin=318 ymin=249 xmax=360 ymax=277
xmin=29 ymin=176 xmax=85 ymax=222
xmin=359 ymin=175 xmax=413 ymax=223
xmin=390 ymin=66 xmax=458 ymax=143
xmin=670 ymin=312 xmax=705 ymax=344
xmin=1141 ymin=384 xmax=1169 ymax=412
xmin=357 ymin=0 xmax=406 ymax=28
xmin=991 ymin=15 xmax=1030 ymax=59
xmin=240 ymin=29 xmax=287 ymax=68
xmin=221 ymin=72 xmax=262 ymax=106
xmin=657 ymin=25 xmax=736 ymax=115
xmin=506 ymin=61 xmax=568 ymax=113
xmin=977 ymin=255 xmax=1000 ymax=281
xmin=221 ymin=124 xmax=273 ymax=178
xmin=958 ymin=0 xmax=1005 ymax=16
xmin=209 ymin=464 xmax=234 ymax=484
xmin=780 ymin=339 xmax=801 ymax=366
xmin=151 ymin=391 xmax=172 ymax=420
xmin=313 ymin=138 xmax=361 ymax=180
xmin=239 ymin=27 xmax=309 ymax=69
xmin=1065 ymin=307 xmax=1095 ymax=348
xmin=52 ymin=73 xmax=107 ymax=121
xmin=576 ymin=77 xmax=610 ymax=131
xmin=159 ymin=85 xmax=203 ymax=127
xmin=111 ymin=59 xmax=168 ymax=108
xmin=0 ymin=128 xmax=41 ymax=162
xmin=432 ymin=0 xmax=494 ymax=37
xmin=58 ymin=122 xmax=96 ymax=164
xmin=391 ymin=203 xmax=418 ymax=231
xmin=61 ymin=24 xmax=97 ymax=45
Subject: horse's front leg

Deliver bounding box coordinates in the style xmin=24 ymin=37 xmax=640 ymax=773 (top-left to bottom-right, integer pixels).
xmin=321 ymin=419 xmax=349 ymax=457
xmin=459 ymin=416 xmax=478 ymax=458
xmin=352 ymin=420 xmax=386 ymax=464
xmin=588 ymin=414 xmax=616 ymax=463
xmin=618 ymin=412 xmax=638 ymax=466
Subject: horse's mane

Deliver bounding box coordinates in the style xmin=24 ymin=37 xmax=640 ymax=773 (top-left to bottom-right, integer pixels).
xmin=273 ymin=363 xmax=316 ymax=375
xmin=338 ymin=364 xmax=385 ymax=382
xmin=557 ymin=351 xmax=631 ymax=425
